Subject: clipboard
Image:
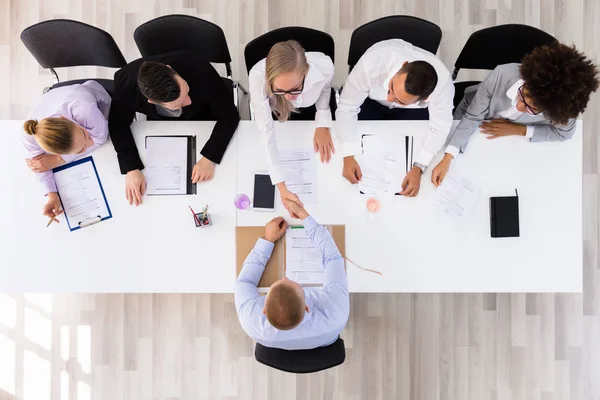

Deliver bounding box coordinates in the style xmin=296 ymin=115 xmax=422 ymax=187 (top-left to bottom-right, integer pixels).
xmin=52 ymin=156 xmax=112 ymax=232
xmin=144 ymin=135 xmax=197 ymax=195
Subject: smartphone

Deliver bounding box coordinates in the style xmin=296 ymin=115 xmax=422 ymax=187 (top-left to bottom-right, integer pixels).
xmin=253 ymin=173 xmax=276 ymax=211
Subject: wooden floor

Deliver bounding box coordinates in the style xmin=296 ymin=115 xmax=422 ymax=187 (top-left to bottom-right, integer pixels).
xmin=1 ymin=0 xmax=599 ymax=399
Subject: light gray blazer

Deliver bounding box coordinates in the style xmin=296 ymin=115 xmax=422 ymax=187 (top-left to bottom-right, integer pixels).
xmin=447 ymin=63 xmax=576 ymax=154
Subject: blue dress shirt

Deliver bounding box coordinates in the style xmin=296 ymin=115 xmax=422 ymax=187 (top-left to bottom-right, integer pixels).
xmin=234 ymin=216 xmax=349 ymax=350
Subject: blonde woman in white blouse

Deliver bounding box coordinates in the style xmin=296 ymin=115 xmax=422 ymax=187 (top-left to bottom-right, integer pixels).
xmin=249 ymin=40 xmax=335 ymax=205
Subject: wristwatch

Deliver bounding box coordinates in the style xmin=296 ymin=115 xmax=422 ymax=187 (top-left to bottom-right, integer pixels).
xmin=413 ymin=162 xmax=427 ymax=174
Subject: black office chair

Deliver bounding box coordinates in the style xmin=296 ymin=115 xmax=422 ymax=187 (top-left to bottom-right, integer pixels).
xmin=134 ymin=14 xmax=247 ymax=109
xmin=20 ymin=19 xmax=127 ymax=94
xmin=244 ymin=27 xmax=337 ymax=121
xmin=244 ymin=26 xmax=335 ymax=73
xmin=347 ymin=15 xmax=442 ymax=72
xmin=254 ymin=337 xmax=346 ymax=373
xmin=452 ymin=24 xmax=557 ymax=108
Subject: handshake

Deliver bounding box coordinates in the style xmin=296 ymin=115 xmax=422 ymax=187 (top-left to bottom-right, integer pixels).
xmin=263 ymin=198 xmax=309 ymax=243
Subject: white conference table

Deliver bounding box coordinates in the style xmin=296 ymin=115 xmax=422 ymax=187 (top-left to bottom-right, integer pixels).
xmin=0 ymin=120 xmax=582 ymax=293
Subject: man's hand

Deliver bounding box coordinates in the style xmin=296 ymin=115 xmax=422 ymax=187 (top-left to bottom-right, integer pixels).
xmin=480 ymin=119 xmax=527 ymax=139
xmin=192 ymin=157 xmax=216 ymax=183
xmin=283 ymin=199 xmax=309 ymax=220
xmin=42 ymin=192 xmax=63 ymax=222
xmin=264 ymin=216 xmax=288 ymax=243
xmin=342 ymin=156 xmax=362 ymax=184
xmin=26 ymin=154 xmax=64 ymax=173
xmin=126 ymin=169 xmax=146 ymax=206
xmin=398 ymin=166 xmax=422 ymax=197
xmin=313 ymin=127 xmax=335 ymax=163
xmin=431 ymin=154 xmax=453 ymax=187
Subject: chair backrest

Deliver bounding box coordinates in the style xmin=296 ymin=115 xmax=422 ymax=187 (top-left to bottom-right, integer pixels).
xmin=254 ymin=337 xmax=346 ymax=373
xmin=347 ymin=15 xmax=442 ymax=69
xmin=134 ymin=15 xmax=232 ymax=75
xmin=20 ymin=19 xmax=126 ymax=69
xmin=244 ymin=27 xmax=335 ymax=74
xmin=453 ymin=24 xmax=556 ymax=79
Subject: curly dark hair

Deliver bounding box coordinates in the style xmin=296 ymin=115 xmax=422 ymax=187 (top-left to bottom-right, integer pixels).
xmin=520 ymin=42 xmax=599 ymax=125
xmin=137 ymin=61 xmax=180 ymax=103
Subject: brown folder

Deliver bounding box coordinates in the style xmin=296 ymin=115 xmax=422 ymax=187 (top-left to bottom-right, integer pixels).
xmin=235 ymin=225 xmax=346 ymax=288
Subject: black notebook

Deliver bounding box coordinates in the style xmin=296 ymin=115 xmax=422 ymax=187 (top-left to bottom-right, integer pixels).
xmin=489 ymin=195 xmax=520 ymax=238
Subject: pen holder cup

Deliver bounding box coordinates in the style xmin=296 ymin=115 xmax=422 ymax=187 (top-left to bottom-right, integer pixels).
xmin=194 ymin=213 xmax=212 ymax=228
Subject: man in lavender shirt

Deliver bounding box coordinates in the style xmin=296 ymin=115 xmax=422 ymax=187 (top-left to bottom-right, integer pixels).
xmin=22 ymin=80 xmax=111 ymax=222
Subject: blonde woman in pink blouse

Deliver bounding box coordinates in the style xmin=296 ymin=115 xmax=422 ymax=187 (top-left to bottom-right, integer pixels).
xmin=22 ymin=80 xmax=111 ymax=223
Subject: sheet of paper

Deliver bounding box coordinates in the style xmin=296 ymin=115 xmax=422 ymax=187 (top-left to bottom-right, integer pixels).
xmin=358 ymin=135 xmax=406 ymax=197
xmin=285 ymin=227 xmax=323 ymax=285
xmin=53 ymin=160 xmax=110 ymax=229
xmin=145 ymin=136 xmax=188 ymax=195
xmin=279 ymin=148 xmax=318 ymax=204
xmin=435 ymin=169 xmax=482 ymax=220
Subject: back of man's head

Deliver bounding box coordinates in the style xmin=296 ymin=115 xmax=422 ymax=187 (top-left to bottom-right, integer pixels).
xmin=264 ymin=280 xmax=306 ymax=330
xmin=137 ymin=61 xmax=180 ymax=103
xmin=398 ymin=60 xmax=438 ymax=100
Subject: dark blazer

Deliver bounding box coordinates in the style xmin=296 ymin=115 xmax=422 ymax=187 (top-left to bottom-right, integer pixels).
xmin=108 ymin=51 xmax=240 ymax=174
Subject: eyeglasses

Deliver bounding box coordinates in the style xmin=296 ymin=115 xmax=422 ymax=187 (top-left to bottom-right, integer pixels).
xmin=271 ymin=76 xmax=305 ymax=96
xmin=518 ymin=85 xmax=542 ymax=115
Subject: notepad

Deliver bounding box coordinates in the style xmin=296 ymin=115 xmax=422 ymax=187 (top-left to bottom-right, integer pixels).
xmin=145 ymin=135 xmax=197 ymax=195
xmin=490 ymin=195 xmax=520 ymax=238
xmin=52 ymin=156 xmax=112 ymax=231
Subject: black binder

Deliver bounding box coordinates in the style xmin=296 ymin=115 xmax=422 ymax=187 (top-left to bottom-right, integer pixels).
xmin=490 ymin=191 xmax=520 ymax=238
xmin=144 ymin=135 xmax=197 ymax=195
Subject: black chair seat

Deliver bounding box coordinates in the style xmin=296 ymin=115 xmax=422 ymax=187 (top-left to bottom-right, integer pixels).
xmin=348 ymin=16 xmax=442 ymax=71
xmin=244 ymin=27 xmax=335 ymax=74
xmin=51 ymin=79 xmax=115 ymax=96
xmin=254 ymin=337 xmax=345 ymax=374
xmin=453 ymin=80 xmax=481 ymax=109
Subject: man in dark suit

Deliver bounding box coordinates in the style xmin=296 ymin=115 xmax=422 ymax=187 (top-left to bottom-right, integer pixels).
xmin=108 ymin=51 xmax=240 ymax=206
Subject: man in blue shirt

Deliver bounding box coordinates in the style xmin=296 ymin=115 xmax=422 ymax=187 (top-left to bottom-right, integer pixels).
xmin=234 ymin=199 xmax=349 ymax=350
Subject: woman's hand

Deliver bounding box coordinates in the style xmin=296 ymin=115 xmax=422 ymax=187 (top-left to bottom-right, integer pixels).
xmin=277 ymin=182 xmax=304 ymax=208
xmin=43 ymin=192 xmax=63 ymax=222
xmin=313 ymin=127 xmax=335 ymax=163
xmin=26 ymin=154 xmax=65 ymax=172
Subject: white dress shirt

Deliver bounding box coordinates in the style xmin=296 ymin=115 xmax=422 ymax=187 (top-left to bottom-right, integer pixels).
xmin=336 ymin=39 xmax=454 ymax=167
xmin=445 ymin=79 xmax=536 ymax=158
xmin=249 ymin=52 xmax=335 ymax=184
xmin=234 ymin=216 xmax=349 ymax=350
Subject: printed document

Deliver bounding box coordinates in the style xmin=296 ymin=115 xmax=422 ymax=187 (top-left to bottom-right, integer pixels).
xmin=435 ymin=169 xmax=482 ymax=220
xmin=285 ymin=227 xmax=323 ymax=285
xmin=358 ymin=135 xmax=406 ymax=197
xmin=279 ymin=148 xmax=318 ymax=204
xmin=53 ymin=160 xmax=110 ymax=229
xmin=146 ymin=136 xmax=188 ymax=195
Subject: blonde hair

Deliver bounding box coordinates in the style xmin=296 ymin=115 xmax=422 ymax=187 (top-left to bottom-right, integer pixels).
xmin=24 ymin=118 xmax=74 ymax=154
xmin=265 ymin=40 xmax=309 ymax=122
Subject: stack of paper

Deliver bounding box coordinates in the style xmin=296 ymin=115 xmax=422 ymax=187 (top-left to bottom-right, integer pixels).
xmin=435 ymin=169 xmax=482 ymax=220
xmin=358 ymin=135 xmax=408 ymax=197
xmin=285 ymin=226 xmax=323 ymax=285
xmin=279 ymin=148 xmax=318 ymax=204
xmin=145 ymin=136 xmax=188 ymax=195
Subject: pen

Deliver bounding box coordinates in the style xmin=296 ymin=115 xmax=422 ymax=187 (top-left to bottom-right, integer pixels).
xmin=189 ymin=206 xmax=201 ymax=226
xmin=46 ymin=216 xmax=56 ymax=228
